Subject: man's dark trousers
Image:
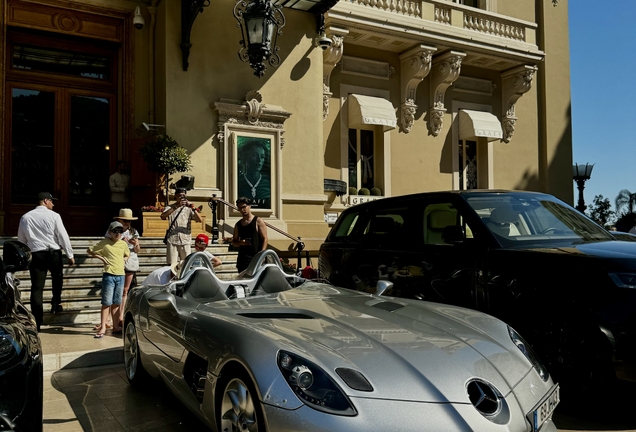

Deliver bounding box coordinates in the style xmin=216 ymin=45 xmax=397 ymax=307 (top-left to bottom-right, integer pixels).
xmin=29 ymin=249 xmax=63 ymax=330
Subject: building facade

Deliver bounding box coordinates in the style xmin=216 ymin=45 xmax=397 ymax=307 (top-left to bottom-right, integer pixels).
xmin=0 ymin=0 xmax=572 ymax=250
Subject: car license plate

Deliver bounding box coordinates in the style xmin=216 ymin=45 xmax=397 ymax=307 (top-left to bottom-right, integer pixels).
xmin=531 ymin=385 xmax=560 ymax=431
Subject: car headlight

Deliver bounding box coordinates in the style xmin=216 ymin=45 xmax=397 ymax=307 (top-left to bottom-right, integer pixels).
xmin=0 ymin=335 xmax=21 ymax=366
xmin=609 ymin=272 xmax=636 ymax=289
xmin=508 ymin=326 xmax=549 ymax=382
xmin=277 ymin=351 xmax=357 ymax=416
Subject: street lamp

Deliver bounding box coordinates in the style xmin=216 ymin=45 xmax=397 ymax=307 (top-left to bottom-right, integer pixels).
xmin=234 ymin=0 xmax=285 ymax=78
xmin=572 ymin=162 xmax=594 ymax=213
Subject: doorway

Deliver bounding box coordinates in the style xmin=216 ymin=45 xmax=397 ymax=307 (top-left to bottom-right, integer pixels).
xmin=4 ymin=29 xmax=119 ymax=235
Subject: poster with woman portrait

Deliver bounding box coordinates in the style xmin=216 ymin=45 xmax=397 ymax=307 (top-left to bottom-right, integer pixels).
xmin=237 ymin=136 xmax=271 ymax=209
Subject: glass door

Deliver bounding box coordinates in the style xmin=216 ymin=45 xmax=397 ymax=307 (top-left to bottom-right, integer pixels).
xmin=5 ymin=84 xmax=115 ymax=235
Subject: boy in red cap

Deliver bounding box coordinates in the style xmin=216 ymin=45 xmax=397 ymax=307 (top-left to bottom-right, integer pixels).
xmin=194 ymin=233 xmax=222 ymax=267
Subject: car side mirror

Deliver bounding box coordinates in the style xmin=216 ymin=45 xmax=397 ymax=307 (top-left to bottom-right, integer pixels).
xmin=148 ymin=292 xmax=179 ymax=316
xmin=2 ymin=240 xmax=31 ymax=273
xmin=375 ymin=280 xmax=393 ymax=296
xmin=442 ymin=225 xmax=464 ymax=244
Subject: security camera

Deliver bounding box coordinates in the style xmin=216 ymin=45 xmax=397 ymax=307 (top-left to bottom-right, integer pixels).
xmin=133 ymin=6 xmax=145 ymax=30
xmin=315 ymin=34 xmax=333 ymax=50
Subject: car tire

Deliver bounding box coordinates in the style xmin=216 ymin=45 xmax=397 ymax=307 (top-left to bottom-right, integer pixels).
xmin=124 ymin=319 xmax=147 ymax=386
xmin=216 ymin=366 xmax=266 ymax=432
xmin=539 ymin=318 xmax=616 ymax=393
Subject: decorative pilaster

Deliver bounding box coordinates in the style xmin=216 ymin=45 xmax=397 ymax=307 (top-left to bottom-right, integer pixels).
xmin=428 ymin=51 xmax=465 ymax=136
xmin=322 ymin=27 xmax=348 ymax=120
xmin=399 ymin=44 xmax=436 ymax=133
xmin=500 ymin=65 xmax=537 ymax=143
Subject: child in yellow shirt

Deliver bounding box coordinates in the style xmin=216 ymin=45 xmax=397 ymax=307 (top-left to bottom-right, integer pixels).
xmin=87 ymin=221 xmax=130 ymax=338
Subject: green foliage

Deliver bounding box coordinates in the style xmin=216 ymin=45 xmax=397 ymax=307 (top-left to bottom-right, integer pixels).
xmin=586 ymin=195 xmax=615 ymax=227
xmin=615 ymin=189 xmax=636 ymax=217
xmin=138 ymin=135 xmax=192 ymax=176
xmin=370 ymin=187 xmax=382 ymax=196
xmin=348 ymin=187 xmax=358 ymax=196
xmin=358 ymin=188 xmax=370 ymax=196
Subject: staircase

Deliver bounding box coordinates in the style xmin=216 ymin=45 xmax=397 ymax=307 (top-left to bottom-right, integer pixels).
xmin=0 ymin=237 xmax=239 ymax=325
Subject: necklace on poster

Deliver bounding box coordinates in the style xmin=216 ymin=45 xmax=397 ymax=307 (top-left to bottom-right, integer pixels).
xmin=244 ymin=173 xmax=262 ymax=198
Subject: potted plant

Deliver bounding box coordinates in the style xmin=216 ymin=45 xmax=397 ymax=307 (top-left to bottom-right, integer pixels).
xmin=138 ymin=134 xmax=193 ymax=207
xmin=138 ymin=135 xmax=206 ymax=237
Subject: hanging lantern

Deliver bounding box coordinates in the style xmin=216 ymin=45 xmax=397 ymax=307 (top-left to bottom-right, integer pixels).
xmin=234 ymin=0 xmax=285 ymax=78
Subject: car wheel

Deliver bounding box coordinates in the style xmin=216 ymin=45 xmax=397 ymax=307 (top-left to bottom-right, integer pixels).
xmin=217 ymin=367 xmax=266 ymax=432
xmin=535 ymin=318 xmax=616 ymax=393
xmin=124 ymin=319 xmax=147 ymax=385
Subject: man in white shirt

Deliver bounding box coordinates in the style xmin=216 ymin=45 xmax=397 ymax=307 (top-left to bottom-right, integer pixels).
xmin=17 ymin=192 xmax=75 ymax=331
xmin=142 ymin=261 xmax=181 ymax=286
xmin=161 ymin=188 xmax=202 ymax=265
xmin=109 ymin=160 xmax=130 ymax=214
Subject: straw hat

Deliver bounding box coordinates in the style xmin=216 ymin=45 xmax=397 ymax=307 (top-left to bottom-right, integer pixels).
xmin=114 ymin=208 xmax=138 ymax=220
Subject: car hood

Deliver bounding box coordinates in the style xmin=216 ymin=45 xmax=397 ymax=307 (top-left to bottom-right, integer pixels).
xmin=208 ymin=283 xmax=536 ymax=403
xmin=509 ymin=239 xmax=636 ymax=259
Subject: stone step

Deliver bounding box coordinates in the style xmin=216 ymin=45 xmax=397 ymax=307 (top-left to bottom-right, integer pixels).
xmin=0 ymin=236 xmax=240 ymax=325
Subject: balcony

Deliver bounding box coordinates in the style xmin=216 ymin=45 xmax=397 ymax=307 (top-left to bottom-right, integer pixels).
xmin=325 ymin=0 xmax=543 ymax=70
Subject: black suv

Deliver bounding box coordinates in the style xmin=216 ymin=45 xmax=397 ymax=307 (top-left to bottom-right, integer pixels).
xmin=319 ymin=190 xmax=636 ymax=386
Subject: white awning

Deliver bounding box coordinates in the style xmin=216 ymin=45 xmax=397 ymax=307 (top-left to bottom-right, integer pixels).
xmin=348 ymin=94 xmax=397 ymax=131
xmin=459 ymin=109 xmax=503 ymax=142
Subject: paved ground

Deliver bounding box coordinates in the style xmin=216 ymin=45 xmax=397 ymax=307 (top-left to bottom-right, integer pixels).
xmin=39 ymin=324 xmax=636 ymax=432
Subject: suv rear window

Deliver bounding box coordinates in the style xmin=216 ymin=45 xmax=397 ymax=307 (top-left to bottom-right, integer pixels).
xmin=331 ymin=211 xmax=361 ymax=240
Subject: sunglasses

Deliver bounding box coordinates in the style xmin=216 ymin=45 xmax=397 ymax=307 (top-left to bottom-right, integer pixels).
xmin=111 ymin=229 xmax=124 ymax=234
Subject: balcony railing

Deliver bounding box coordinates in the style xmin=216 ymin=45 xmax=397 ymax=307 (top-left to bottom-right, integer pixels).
xmin=336 ymin=0 xmax=537 ymax=46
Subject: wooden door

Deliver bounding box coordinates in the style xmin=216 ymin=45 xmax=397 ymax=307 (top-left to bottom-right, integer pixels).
xmin=4 ymin=29 xmax=118 ymax=235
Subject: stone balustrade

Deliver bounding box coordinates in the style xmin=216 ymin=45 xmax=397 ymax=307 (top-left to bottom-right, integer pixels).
xmin=342 ymin=0 xmax=535 ymax=44
xmin=347 ymin=0 xmax=422 ymax=18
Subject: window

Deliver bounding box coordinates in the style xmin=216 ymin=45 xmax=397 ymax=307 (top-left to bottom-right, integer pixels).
xmin=331 ymin=210 xmax=362 ymax=240
xmin=423 ymin=202 xmax=475 ymax=245
xmin=458 ymin=140 xmax=478 ymax=190
xmin=452 ymin=0 xmax=483 ymax=8
xmin=12 ymin=44 xmax=112 ymax=80
xmin=360 ymin=206 xmax=416 ymax=249
xmin=348 ymin=129 xmax=375 ymax=192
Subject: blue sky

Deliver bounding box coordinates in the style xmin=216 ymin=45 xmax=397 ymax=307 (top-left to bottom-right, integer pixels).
xmin=570 ymin=0 xmax=636 ymax=214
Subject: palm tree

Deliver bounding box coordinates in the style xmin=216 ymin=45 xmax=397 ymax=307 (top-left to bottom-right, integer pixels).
xmin=615 ymin=189 xmax=636 ymax=216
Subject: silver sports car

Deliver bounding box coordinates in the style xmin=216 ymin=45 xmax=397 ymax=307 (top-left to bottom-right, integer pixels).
xmin=123 ymin=250 xmax=559 ymax=432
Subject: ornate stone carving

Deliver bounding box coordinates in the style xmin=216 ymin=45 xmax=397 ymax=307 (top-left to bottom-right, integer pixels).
xmin=400 ymin=100 xmax=417 ymax=133
xmin=323 ymin=84 xmax=333 ymax=120
xmin=246 ymin=91 xmax=264 ymax=124
xmin=322 ymin=28 xmax=348 ymax=122
xmin=428 ymin=102 xmax=446 ymax=137
xmin=212 ymin=92 xmax=291 ymax=144
xmin=399 ymin=44 xmax=437 ymax=133
xmin=388 ymin=65 xmax=396 ymax=78
xmin=500 ymin=64 xmax=537 ymax=143
xmin=428 ymin=51 xmax=466 ymax=136
xmin=501 ymin=117 xmax=517 ymax=142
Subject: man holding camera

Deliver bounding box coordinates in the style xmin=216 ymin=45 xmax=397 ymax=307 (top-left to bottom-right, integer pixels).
xmin=161 ymin=187 xmax=202 ymax=265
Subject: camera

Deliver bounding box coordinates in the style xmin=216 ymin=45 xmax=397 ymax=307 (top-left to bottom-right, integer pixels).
xmin=133 ymin=6 xmax=145 ymax=30
xmin=315 ymin=34 xmax=333 ymax=50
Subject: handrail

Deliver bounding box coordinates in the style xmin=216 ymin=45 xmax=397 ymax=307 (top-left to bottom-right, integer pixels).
xmin=208 ymin=194 xmax=308 ymax=270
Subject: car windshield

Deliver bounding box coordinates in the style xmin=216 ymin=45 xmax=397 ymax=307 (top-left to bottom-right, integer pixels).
xmin=465 ymin=192 xmax=614 ymax=245
xmin=178 ymin=251 xmax=216 ymax=279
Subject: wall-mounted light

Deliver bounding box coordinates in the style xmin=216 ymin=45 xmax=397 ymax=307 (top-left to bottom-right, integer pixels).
xmin=234 ymin=0 xmax=286 ymax=78
xmin=133 ymin=6 xmax=145 ymax=30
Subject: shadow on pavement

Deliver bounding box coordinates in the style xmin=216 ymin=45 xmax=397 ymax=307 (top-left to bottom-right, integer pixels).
xmin=47 ymin=364 xmax=209 ymax=431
